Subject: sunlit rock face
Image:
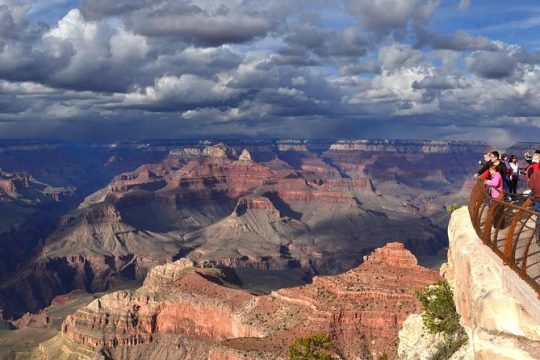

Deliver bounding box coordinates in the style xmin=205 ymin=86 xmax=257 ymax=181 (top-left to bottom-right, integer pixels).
xmin=399 ymin=207 xmax=540 ymax=360
xmin=34 ymin=243 xmax=439 ymax=360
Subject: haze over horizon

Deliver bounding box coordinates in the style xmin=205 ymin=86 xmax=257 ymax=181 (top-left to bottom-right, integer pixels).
xmin=1 ymin=0 xmax=540 ymax=145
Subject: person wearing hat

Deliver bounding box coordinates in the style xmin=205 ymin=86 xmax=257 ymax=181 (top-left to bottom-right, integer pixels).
xmin=524 ymin=149 xmax=540 ymax=164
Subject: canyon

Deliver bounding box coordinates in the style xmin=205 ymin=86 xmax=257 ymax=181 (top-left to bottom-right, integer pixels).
xmin=33 ymin=243 xmax=440 ymax=360
xmin=0 ymin=138 xmax=495 ymax=359
xmin=0 ymin=139 xmax=486 ymax=319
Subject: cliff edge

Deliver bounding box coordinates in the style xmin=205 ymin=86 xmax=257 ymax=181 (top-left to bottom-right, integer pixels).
xmin=399 ymin=207 xmax=540 ymax=359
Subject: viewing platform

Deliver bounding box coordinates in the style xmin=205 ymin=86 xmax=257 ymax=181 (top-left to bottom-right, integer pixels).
xmin=469 ymin=180 xmax=540 ymax=296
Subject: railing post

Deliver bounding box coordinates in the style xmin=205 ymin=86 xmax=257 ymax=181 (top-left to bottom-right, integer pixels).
xmin=504 ymin=198 xmax=533 ymax=259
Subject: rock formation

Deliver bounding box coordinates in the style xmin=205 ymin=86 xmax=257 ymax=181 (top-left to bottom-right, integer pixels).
xmin=34 ymin=243 xmax=440 ymax=360
xmin=399 ymin=207 xmax=540 ymax=360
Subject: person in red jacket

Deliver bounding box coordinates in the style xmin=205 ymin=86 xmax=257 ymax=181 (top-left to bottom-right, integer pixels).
xmin=525 ymin=153 xmax=540 ymax=180
xmin=528 ymin=165 xmax=540 ymax=241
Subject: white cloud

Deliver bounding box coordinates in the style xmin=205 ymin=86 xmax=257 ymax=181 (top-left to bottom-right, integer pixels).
xmin=378 ymin=44 xmax=424 ymax=70
xmin=45 ymin=103 xmax=80 ymax=118
xmin=123 ymin=74 xmax=239 ymax=108
xmin=110 ymin=29 xmax=148 ymax=61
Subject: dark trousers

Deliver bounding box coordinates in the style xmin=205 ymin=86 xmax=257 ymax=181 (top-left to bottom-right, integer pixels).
xmin=508 ymin=175 xmax=518 ymax=194
xmin=503 ymin=175 xmax=510 ymax=194
xmin=535 ymin=201 xmax=540 ymax=238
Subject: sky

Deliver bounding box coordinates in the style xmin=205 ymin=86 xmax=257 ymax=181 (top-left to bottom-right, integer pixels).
xmin=1 ymin=0 xmax=540 ymax=145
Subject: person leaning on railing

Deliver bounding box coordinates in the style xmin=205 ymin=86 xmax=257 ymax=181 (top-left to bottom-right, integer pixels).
xmin=484 ymin=165 xmax=503 ymax=199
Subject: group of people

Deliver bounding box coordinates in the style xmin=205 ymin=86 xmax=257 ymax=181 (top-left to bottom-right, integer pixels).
xmin=476 ymin=149 xmax=540 ymax=228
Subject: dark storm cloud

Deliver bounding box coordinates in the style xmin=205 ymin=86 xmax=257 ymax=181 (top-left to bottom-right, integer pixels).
xmin=80 ymin=0 xmax=146 ymax=20
xmin=0 ymin=94 xmax=28 ymax=114
xmin=82 ymin=0 xmax=279 ymax=47
xmin=465 ymin=50 xmax=518 ymax=79
xmin=346 ymin=0 xmax=438 ymax=36
xmin=412 ymin=76 xmax=463 ymax=90
xmin=126 ymin=8 xmax=271 ymax=46
xmin=0 ymin=5 xmax=18 ymax=42
xmin=416 ymin=29 xmax=498 ymax=51
xmin=280 ymin=27 xmax=369 ymax=61
xmin=0 ymin=0 xmax=539 ymax=144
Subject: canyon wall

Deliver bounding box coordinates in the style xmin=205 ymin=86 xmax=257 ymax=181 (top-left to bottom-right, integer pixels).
xmin=33 ymin=243 xmax=440 ymax=360
xmin=0 ymin=139 xmax=487 ymax=319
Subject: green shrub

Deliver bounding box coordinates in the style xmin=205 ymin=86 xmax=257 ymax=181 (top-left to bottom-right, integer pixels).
xmin=431 ymin=334 xmax=468 ymax=360
xmin=446 ymin=203 xmax=459 ymax=214
xmin=289 ymin=333 xmax=337 ymax=360
xmin=416 ymin=281 xmax=460 ymax=336
xmin=378 ymin=354 xmax=389 ymax=360
xmin=416 ymin=280 xmax=468 ymax=360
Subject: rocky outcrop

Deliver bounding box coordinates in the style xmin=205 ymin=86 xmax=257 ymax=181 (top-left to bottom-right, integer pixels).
xmin=238 ymin=149 xmax=252 ymax=162
xmin=397 ymin=313 xmax=447 ymax=360
xmin=34 ymin=243 xmax=440 ymax=360
xmin=399 ymin=207 xmax=540 ymax=360
xmin=11 ymin=309 xmax=51 ymax=329
xmin=443 ymin=207 xmax=540 ymax=359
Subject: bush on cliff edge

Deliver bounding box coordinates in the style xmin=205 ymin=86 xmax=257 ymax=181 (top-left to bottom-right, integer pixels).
xmin=289 ymin=333 xmax=338 ymax=360
xmin=416 ymin=280 xmax=468 ymax=360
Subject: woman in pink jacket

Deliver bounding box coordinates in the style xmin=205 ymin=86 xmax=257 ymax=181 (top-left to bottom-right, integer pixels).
xmin=485 ymin=165 xmax=503 ymax=199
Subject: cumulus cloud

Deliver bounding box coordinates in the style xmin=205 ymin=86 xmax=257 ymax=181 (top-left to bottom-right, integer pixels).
xmin=280 ymin=26 xmax=369 ymax=62
xmin=128 ymin=10 xmax=271 ymax=46
xmin=412 ymin=75 xmax=464 ymax=90
xmin=416 ymin=29 xmax=498 ymax=51
xmin=465 ymin=50 xmax=518 ymax=79
xmin=347 ymin=0 xmax=439 ymax=36
xmin=81 ymin=0 xmax=287 ymax=47
xmin=80 ymin=0 xmax=146 ymax=20
xmin=378 ymin=44 xmax=424 ymax=70
xmin=120 ymin=74 xmax=242 ymax=112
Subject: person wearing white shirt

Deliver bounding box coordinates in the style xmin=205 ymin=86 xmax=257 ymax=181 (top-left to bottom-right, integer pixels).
xmin=508 ymin=154 xmax=519 ymax=194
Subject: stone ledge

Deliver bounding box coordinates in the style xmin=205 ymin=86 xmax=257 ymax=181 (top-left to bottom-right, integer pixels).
xmin=443 ymin=206 xmax=540 ymax=359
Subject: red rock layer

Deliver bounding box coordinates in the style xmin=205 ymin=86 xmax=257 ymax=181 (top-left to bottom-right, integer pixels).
xmin=53 ymin=243 xmax=440 ymax=360
xmin=104 ymin=145 xmax=370 ymax=208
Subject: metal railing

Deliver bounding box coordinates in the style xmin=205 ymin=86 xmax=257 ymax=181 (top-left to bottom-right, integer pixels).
xmin=468 ymin=179 xmax=540 ymax=295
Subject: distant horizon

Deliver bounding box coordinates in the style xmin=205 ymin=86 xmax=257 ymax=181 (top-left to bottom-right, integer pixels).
xmin=2 ymin=137 xmax=538 ymax=148
xmin=0 ymin=137 xmax=495 ymax=143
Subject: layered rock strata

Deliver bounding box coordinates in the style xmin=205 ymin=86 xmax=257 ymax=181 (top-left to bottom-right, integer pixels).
xmin=0 ymin=140 xmax=485 ymax=318
xmin=35 ymin=243 xmax=440 ymax=360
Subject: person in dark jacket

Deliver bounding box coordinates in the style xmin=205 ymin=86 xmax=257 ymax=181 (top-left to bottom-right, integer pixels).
xmin=477 ymin=151 xmax=507 ymax=178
